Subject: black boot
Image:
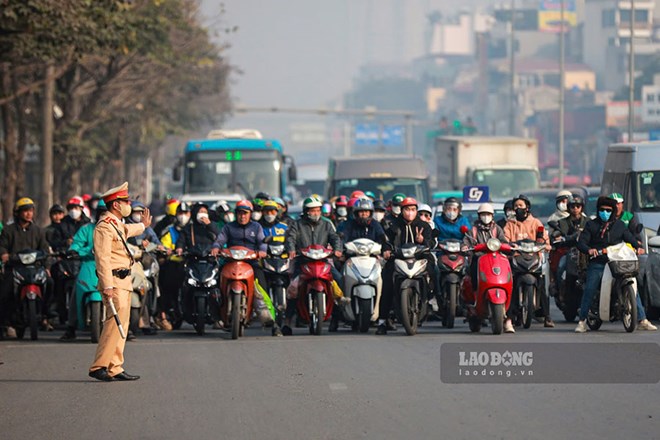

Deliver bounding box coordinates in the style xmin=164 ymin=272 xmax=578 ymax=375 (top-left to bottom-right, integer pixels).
xmin=59 ymin=327 xmax=76 ymax=342
xmin=375 ymin=323 xmax=387 ymax=335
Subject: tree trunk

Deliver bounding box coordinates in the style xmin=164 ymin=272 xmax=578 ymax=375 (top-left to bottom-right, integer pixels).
xmin=1 ymin=64 xmax=19 ymax=222
xmin=39 ymin=63 xmax=54 ymax=225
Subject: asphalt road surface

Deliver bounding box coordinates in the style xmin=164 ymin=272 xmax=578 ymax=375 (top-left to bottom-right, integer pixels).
xmin=2 ymin=311 xmax=660 ymax=440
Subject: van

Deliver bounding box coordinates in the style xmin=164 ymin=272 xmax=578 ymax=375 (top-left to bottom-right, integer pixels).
xmin=601 ymin=141 xmax=660 ymax=235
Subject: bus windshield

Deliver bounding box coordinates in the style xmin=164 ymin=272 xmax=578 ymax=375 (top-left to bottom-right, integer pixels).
xmin=333 ymin=178 xmax=429 ymax=202
xmin=185 ymin=150 xmax=281 ymax=196
xmin=473 ymin=169 xmax=540 ymax=200
xmin=635 ymin=171 xmax=660 ymax=211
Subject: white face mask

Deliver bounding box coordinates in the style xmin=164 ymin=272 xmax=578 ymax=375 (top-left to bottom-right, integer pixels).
xmin=557 ymin=202 xmax=567 ymax=212
xmin=251 ymin=211 xmax=262 ymax=221
xmin=264 ymin=214 xmax=277 ymax=223
xmin=196 ymin=212 xmax=209 ymax=222
xmin=177 ymin=214 xmax=190 ymax=226
xmin=373 ymin=212 xmax=385 ymax=222
xmin=445 ymin=211 xmax=458 ymax=221
xmin=391 ymin=206 xmax=401 ymax=215
xmin=505 ymin=210 xmax=515 ymax=220
xmin=69 ymin=208 xmax=82 ymax=220
xmin=223 ymin=213 xmax=235 ymax=223
xmin=131 ymin=213 xmax=142 ymax=223
xmin=336 ymin=207 xmax=347 ymax=217
xmin=91 ymin=201 xmax=98 ymax=210
xmin=480 ymin=214 xmax=493 ymax=225
xmin=308 ymin=214 xmax=321 ymax=222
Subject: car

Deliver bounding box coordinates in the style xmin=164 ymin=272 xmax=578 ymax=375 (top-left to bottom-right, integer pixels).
xmin=432 ymin=190 xmax=462 ymax=206
xmin=520 ymin=189 xmax=559 ymax=224
xmin=434 ymin=201 xmax=505 ymax=226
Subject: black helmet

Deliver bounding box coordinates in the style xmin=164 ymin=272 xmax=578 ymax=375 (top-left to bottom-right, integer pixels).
xmin=353 ymin=198 xmax=374 ymax=214
xmin=443 ymin=197 xmax=462 ymax=211
xmin=49 ymin=204 xmax=65 ymax=215
xmin=176 ymin=202 xmax=191 ymax=213
xmin=255 ymin=192 xmax=270 ymax=201
xmin=504 ymin=199 xmax=514 ymax=211
xmin=513 ymin=194 xmax=531 ymax=210
xmin=373 ymin=199 xmax=386 ymax=212
xmin=567 ymin=196 xmax=584 ymax=208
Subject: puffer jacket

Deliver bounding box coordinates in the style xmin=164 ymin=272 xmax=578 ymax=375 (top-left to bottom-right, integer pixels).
xmin=286 ymin=215 xmax=342 ymax=253
xmin=503 ymin=214 xmax=550 ymax=251
xmin=212 ymin=220 xmax=266 ymax=252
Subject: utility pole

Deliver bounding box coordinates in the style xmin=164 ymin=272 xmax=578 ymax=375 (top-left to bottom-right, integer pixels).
xmin=40 ymin=63 xmax=54 ymax=225
xmin=509 ymin=0 xmax=516 ymax=135
xmin=628 ymin=0 xmax=635 ymax=142
xmin=558 ymin=0 xmax=566 ymax=189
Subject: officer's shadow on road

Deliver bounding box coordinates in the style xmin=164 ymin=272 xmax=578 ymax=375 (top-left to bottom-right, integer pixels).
xmin=0 ymin=379 xmax=91 ymax=383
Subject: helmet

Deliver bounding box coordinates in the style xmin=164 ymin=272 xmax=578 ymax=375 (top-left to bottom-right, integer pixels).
xmin=311 ymin=194 xmax=324 ymax=202
xmin=350 ymin=190 xmax=365 ymax=199
xmin=400 ymin=197 xmax=418 ymax=208
xmin=82 ymin=194 xmax=92 ymax=203
xmin=504 ymin=199 xmax=514 ymax=211
xmin=49 ymin=204 xmax=65 ymax=215
xmin=567 ymin=196 xmax=584 ymax=207
xmin=513 ymin=194 xmax=531 ymax=209
xmin=443 ymin=197 xmax=462 ymax=211
xmin=418 ymin=203 xmax=432 ymax=214
xmin=91 ymin=192 xmax=103 ymax=201
xmin=131 ymin=201 xmax=146 ymax=212
xmin=236 ymin=199 xmax=254 ymax=212
xmin=353 ymin=198 xmax=374 ymax=213
xmin=272 ymin=196 xmax=286 ymax=208
xmin=609 ymin=192 xmax=624 ymax=203
xmin=254 ymin=192 xmax=270 ymax=201
xmin=15 ymin=197 xmax=35 ymax=211
xmin=165 ymin=199 xmax=180 ymax=216
xmin=176 ymin=202 xmax=191 ymax=213
xmin=364 ymin=191 xmax=376 ymax=200
xmin=477 ymin=203 xmax=495 ymax=214
xmin=321 ymin=202 xmax=332 ymax=215
xmin=213 ymin=200 xmax=231 ymax=214
xmin=252 ymin=198 xmax=264 ymax=210
xmin=348 ymin=197 xmax=360 ymax=208
xmin=261 ymin=200 xmax=279 ymax=212
xmin=96 ymin=199 xmax=107 ymax=212
xmin=556 ymin=189 xmax=572 ymax=201
xmin=302 ymin=196 xmax=322 ymax=210
xmin=391 ymin=193 xmax=406 ymax=206
xmin=597 ymin=196 xmax=617 ymax=211
xmin=335 ymin=195 xmax=349 ymax=207
xmin=373 ymin=199 xmax=387 ymax=212
xmin=67 ymin=196 xmax=84 ymax=209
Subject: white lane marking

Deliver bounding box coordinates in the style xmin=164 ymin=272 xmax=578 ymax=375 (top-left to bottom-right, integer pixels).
xmin=329 ymin=382 xmax=348 ymax=392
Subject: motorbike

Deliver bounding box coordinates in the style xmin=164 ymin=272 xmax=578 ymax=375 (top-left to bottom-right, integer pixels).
xmin=586 ymin=243 xmax=639 ymax=333
xmin=10 ymin=250 xmax=49 ymax=340
xmin=182 ymin=244 xmax=221 ymax=336
xmin=66 ymin=250 xmax=104 ymax=343
xmin=262 ymin=237 xmax=290 ymax=328
xmin=342 ymin=238 xmax=382 ymax=333
xmin=393 ymin=243 xmax=430 ymax=336
xmin=296 ymin=244 xmax=335 ymax=336
xmin=553 ymin=240 xmax=587 ymax=322
xmin=510 ymin=235 xmax=548 ymax=329
xmin=462 ymin=236 xmax=513 ymax=335
xmin=436 ymin=239 xmax=468 ymax=329
xmin=52 ymin=252 xmax=81 ymax=325
xmin=127 ymin=244 xmax=160 ymax=335
xmin=219 ymin=246 xmax=257 ymax=340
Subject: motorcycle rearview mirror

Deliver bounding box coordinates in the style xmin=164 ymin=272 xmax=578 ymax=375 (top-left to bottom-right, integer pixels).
xmin=536 ymin=226 xmax=545 ymax=240
xmin=460 ymin=225 xmax=469 ymax=235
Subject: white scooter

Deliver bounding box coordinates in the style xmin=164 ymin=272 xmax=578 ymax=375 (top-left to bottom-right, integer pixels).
xmin=587 ymin=243 xmax=639 ymax=333
xmin=342 ymin=239 xmax=383 ymax=333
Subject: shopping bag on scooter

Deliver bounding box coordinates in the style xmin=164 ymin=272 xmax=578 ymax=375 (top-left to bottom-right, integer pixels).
xmin=254 ymin=279 xmax=276 ymax=321
xmin=331 ymin=280 xmax=344 ymax=300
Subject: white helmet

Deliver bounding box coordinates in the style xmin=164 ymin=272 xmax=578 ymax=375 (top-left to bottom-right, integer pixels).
xmin=556 ymin=189 xmax=572 ymax=200
xmin=418 ymin=203 xmax=432 ymax=214
xmin=477 ymin=203 xmax=494 ymax=214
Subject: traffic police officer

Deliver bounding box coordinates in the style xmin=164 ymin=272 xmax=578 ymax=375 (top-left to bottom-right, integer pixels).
xmin=88 ymin=182 xmax=152 ymax=382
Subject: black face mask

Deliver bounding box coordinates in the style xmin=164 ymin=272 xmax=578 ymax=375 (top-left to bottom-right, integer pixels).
xmin=515 ymin=208 xmax=528 ymax=221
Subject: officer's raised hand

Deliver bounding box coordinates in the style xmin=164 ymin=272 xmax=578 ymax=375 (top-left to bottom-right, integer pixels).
xmin=141 ymin=207 xmax=152 ymax=228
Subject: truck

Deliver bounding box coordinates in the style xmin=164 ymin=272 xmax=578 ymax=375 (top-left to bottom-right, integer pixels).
xmin=431 ymin=136 xmax=540 ymax=201
xmin=173 ymin=129 xmax=296 ymax=206
xmin=325 ymin=155 xmax=430 ymax=203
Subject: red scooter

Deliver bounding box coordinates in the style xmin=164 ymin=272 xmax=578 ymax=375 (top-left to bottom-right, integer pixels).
xmin=437 ymin=239 xmax=469 ymax=329
xmin=219 ymin=246 xmax=257 ymax=340
xmin=461 ymin=226 xmax=513 ymax=335
xmin=296 ymin=244 xmax=335 ymax=335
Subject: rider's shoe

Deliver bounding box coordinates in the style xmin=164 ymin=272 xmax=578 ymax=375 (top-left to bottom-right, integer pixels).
xmin=638 ymin=319 xmax=658 ymax=331
xmin=504 ymin=319 xmax=516 ymax=333
xmin=375 ymin=324 xmax=387 ymax=335
xmin=281 ymin=325 xmax=292 ymax=336
xmin=59 ymin=327 xmax=77 ymax=341
xmin=574 ymin=320 xmax=588 ymax=333
xmin=544 ymin=317 xmax=555 ymax=328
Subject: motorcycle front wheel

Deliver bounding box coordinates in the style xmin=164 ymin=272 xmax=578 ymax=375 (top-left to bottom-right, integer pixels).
xmin=622 ymin=284 xmax=637 ymax=333
xmin=400 ymin=288 xmax=418 ymax=336
xmin=357 ymin=297 xmax=372 ymax=333
xmin=522 ymin=285 xmax=534 ymax=329
xmin=231 ymin=293 xmax=241 ymax=340
xmin=28 ymin=299 xmax=39 ymax=341
xmin=195 ymin=297 xmax=206 ymax=336
xmin=443 ymin=283 xmax=457 ymax=329
xmin=490 ymin=302 xmax=504 ymax=335
xmin=312 ymin=291 xmax=324 ymax=336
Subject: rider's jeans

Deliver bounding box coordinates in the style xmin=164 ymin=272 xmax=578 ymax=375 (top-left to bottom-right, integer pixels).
xmin=579 ymin=262 xmax=605 ymax=321
xmin=556 ymin=255 xmax=567 ymax=291
xmin=579 ymin=262 xmax=647 ymax=321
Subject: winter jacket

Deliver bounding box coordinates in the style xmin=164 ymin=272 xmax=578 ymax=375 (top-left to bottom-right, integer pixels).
xmin=0 ymin=220 xmax=50 ymax=257
xmin=51 ymin=215 xmax=91 ymax=251
xmin=212 ymin=220 xmax=266 ymax=252
xmin=504 ymin=214 xmax=550 ymax=251
xmin=463 ymin=220 xmax=507 ymax=247
xmin=384 ymin=216 xmax=434 ymax=252
xmin=340 ymin=219 xmax=388 ymax=246
xmin=286 ymin=215 xmax=342 ymax=253
xmin=434 ymin=214 xmax=472 ymax=241
xmin=577 ymin=217 xmax=639 ymax=264
xmin=125 ymin=218 xmax=162 ymax=247
xmin=555 ymin=215 xmax=588 ymax=247
xmin=175 ymin=211 xmax=219 ymax=250
xmin=259 ymin=219 xmax=288 ymax=240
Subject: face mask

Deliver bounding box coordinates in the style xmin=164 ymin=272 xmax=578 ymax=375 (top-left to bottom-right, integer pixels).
xmin=69 ymin=209 xmax=82 ymax=220
xmin=91 ymin=201 xmax=98 ymax=210
xmin=119 ymin=203 xmax=132 ymax=218
xmin=392 ymin=206 xmax=401 ymax=216
xmin=196 ymin=212 xmax=209 ymax=223
xmin=251 ymin=211 xmax=262 ymax=221
xmin=336 ymin=207 xmax=347 ymax=217
xmin=131 ymin=213 xmax=142 ymax=223
xmin=373 ymin=212 xmax=385 ymax=222
xmin=515 ymin=208 xmax=528 ymax=221
xmin=177 ymin=214 xmax=190 ymax=226
xmin=223 ymin=213 xmax=235 ymax=223
xmin=598 ymin=210 xmax=612 ymax=222
xmin=480 ymin=214 xmax=493 ymax=225
xmin=557 ymin=202 xmax=567 ymax=212
xmin=402 ymin=210 xmax=417 ymax=223
xmin=445 ymin=211 xmax=458 ymax=221
xmin=264 ymin=214 xmax=277 ymax=223
xmin=505 ymin=210 xmax=515 ymax=220
xmin=308 ymin=214 xmax=321 ymax=223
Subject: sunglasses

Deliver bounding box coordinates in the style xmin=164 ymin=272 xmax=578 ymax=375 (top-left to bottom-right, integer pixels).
xmin=598 ymin=208 xmax=613 ymax=213
xmin=568 ymin=205 xmax=582 ymax=209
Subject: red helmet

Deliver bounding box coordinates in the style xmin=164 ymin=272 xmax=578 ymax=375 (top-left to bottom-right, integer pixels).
xmin=348 ymin=197 xmax=360 ymax=208
xmin=335 ymin=195 xmax=349 ymax=207
xmin=235 ymin=199 xmax=254 ymax=212
xmin=82 ymin=193 xmax=92 ymax=203
xmin=67 ymin=196 xmax=84 ymax=208
xmin=400 ymin=197 xmax=418 ymax=208
xmin=350 ymin=190 xmax=365 ymax=199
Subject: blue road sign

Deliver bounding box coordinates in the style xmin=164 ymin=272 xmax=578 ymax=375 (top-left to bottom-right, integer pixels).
xmin=355 ymin=124 xmax=380 ymax=146
xmin=381 ymin=125 xmax=405 ymax=147
xmin=463 ymin=186 xmax=490 ymax=203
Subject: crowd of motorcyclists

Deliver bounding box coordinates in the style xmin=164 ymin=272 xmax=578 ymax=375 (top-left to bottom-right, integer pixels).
xmin=0 ymin=185 xmax=657 ymax=341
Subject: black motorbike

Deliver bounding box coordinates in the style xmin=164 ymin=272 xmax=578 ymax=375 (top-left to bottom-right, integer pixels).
xmin=52 ymin=252 xmax=81 ymax=325
xmin=10 ymin=250 xmax=49 ymax=340
xmin=511 ymin=239 xmax=546 ymax=329
xmin=261 ymin=238 xmax=289 ymax=328
xmin=393 ymin=243 xmax=430 ymax=336
xmin=182 ymin=244 xmax=221 ymax=335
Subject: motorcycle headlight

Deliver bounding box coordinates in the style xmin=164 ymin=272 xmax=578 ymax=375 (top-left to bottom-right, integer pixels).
xmin=18 ymin=252 xmax=37 ymax=265
xmin=487 ymin=238 xmax=502 ymax=252
xmin=401 ymin=247 xmax=416 ymax=259
xmin=187 ymin=277 xmax=197 ymax=287
xmin=445 ymin=241 xmax=461 ymax=253
xmin=230 ymin=249 xmax=250 ymax=260
xmin=356 ymin=243 xmax=372 ymax=255
xmin=269 ymin=244 xmax=285 ymax=256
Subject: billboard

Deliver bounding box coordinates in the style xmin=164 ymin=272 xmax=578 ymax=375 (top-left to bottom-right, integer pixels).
xmin=539 ymin=0 xmax=577 ymax=33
